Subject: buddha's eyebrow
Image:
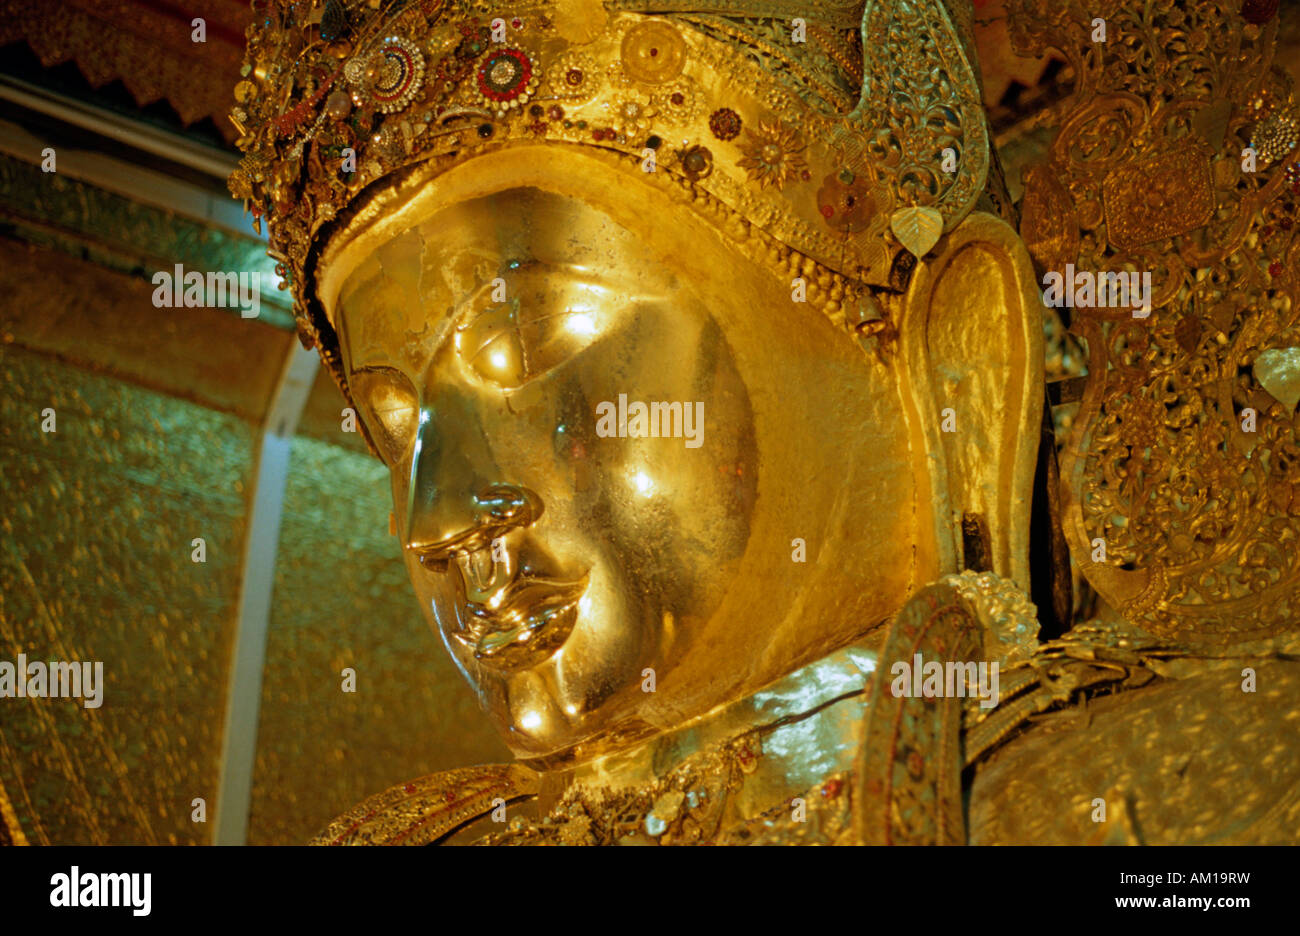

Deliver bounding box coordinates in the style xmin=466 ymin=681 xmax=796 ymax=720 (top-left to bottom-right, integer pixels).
xmin=460 ymin=296 xmax=509 ymax=328
xmin=519 ymin=308 xmax=589 ymax=326
xmin=463 ymin=303 xmax=580 ymax=329
xmin=450 ymin=261 xmax=618 ymax=333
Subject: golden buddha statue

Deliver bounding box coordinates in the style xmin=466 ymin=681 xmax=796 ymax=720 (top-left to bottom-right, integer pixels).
xmin=228 ymin=0 xmax=1300 ymax=844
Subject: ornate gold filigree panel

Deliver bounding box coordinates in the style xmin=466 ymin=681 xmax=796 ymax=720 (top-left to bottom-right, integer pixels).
xmin=1012 ymin=0 xmax=1300 ymax=648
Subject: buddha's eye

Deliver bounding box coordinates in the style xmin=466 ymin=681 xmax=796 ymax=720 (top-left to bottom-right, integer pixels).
xmin=349 ymin=367 xmax=419 ymax=464
xmin=456 ymin=276 xmax=607 ymax=389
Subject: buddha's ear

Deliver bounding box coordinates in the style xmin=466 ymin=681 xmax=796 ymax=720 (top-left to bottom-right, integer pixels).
xmin=893 ymin=212 xmax=1044 ymax=594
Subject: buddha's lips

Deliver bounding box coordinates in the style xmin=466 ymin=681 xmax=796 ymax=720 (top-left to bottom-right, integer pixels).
xmin=451 ymin=573 xmax=588 ymax=665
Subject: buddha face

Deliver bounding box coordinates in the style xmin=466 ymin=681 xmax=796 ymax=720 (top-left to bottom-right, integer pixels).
xmin=328 ymin=154 xmax=921 ymax=759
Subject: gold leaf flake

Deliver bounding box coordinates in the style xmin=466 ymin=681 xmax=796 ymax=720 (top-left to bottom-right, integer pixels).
xmin=1254 ymin=347 xmax=1300 ymax=414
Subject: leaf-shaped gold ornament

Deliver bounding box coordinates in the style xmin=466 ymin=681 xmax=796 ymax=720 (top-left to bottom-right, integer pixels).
xmin=890 ymin=206 xmax=944 ymax=259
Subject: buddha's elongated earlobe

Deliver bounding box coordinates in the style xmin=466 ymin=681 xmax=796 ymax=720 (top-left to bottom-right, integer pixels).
xmin=894 ymin=212 xmax=1045 ymax=594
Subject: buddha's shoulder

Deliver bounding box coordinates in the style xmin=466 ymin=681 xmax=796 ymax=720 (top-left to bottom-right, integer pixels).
xmin=970 ymin=658 xmax=1300 ymax=844
xmin=310 ymin=763 xmax=539 ymax=845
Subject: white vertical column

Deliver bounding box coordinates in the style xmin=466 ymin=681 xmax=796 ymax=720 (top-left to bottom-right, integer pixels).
xmin=213 ymin=343 xmax=319 ymax=845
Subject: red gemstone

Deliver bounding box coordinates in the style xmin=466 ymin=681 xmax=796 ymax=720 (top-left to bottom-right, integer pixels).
xmin=403 ymin=783 xmax=416 ymax=794
xmin=820 ymin=204 xmax=834 ymax=218
xmin=823 ymin=778 xmax=842 ymax=798
xmin=670 ymin=92 xmax=684 ymax=106
xmin=1270 ymin=260 xmax=1283 ymax=277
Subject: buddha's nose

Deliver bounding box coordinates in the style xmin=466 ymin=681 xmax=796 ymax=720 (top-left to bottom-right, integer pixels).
xmin=402 ymin=401 xmax=542 ymax=567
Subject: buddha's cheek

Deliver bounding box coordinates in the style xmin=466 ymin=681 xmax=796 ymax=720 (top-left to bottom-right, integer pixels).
xmin=556 ymin=331 xmax=756 ymax=661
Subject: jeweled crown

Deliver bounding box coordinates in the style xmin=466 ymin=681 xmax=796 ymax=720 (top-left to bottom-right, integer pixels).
xmin=230 ymin=0 xmax=987 ymax=379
